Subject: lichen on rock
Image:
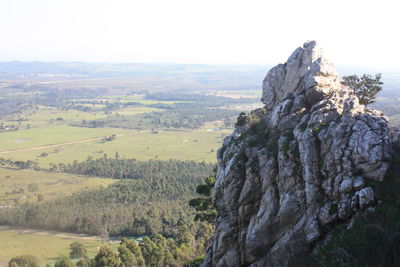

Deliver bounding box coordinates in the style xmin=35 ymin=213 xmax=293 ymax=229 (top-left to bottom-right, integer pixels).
xmin=203 ymin=41 xmax=393 ymax=266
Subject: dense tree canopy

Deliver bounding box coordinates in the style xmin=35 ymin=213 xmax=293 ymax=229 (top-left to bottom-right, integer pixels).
xmin=0 ymin=159 xmax=214 ymax=237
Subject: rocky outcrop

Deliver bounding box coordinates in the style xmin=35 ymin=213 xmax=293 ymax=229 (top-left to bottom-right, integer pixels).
xmin=203 ymin=41 xmax=393 ymax=266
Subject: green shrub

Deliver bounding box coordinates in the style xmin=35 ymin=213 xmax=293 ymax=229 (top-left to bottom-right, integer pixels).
xmin=235 ymin=112 xmax=248 ymax=127
xmin=329 ymin=203 xmax=337 ymax=215
xmin=191 ymin=256 xmax=205 ymax=267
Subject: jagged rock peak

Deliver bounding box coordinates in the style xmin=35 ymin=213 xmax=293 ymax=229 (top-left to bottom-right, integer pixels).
xmin=262 ymin=40 xmax=342 ymax=110
xmin=203 ymin=42 xmax=393 ymax=267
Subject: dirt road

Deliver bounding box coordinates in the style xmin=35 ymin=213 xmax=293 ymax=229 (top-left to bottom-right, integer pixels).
xmin=0 ymin=130 xmax=148 ymax=155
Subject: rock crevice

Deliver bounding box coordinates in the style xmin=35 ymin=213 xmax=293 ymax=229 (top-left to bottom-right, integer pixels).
xmin=203 ymin=41 xmax=393 ymax=266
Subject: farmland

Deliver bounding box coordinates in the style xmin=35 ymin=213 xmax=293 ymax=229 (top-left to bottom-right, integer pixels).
xmin=0 ymin=92 xmax=240 ymax=167
xmin=0 ymin=86 xmax=256 ymax=264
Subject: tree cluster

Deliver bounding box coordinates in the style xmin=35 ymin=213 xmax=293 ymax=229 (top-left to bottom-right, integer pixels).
xmin=75 ymin=105 xmax=238 ymax=130
xmin=50 ymin=227 xmax=212 ymax=267
xmin=0 ymin=159 xmax=214 ymax=237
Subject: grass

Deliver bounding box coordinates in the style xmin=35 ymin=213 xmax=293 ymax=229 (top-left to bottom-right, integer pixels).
xmin=1 ymin=128 xmax=230 ymax=167
xmin=0 ymin=103 xmax=231 ymax=167
xmin=0 ymin=105 xmax=161 ymax=129
xmin=0 ymin=126 xmax=131 ymax=151
xmin=0 ymin=98 xmax=231 ymax=166
xmin=0 ymin=168 xmax=116 ymax=205
xmin=0 ymin=226 xmax=119 ymax=266
xmin=114 ymin=106 xmax=160 ymax=116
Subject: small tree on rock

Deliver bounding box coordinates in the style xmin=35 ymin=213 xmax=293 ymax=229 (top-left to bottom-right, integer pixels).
xmin=342 ymin=73 xmax=383 ymax=106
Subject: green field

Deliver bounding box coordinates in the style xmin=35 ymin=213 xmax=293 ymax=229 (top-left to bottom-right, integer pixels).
xmin=0 ymin=126 xmax=130 ymax=150
xmin=0 ymin=105 xmax=161 ymax=129
xmin=0 ymin=102 xmax=231 ymax=166
xmin=0 ymin=168 xmax=116 ymax=205
xmin=0 ymin=128 xmax=229 ymax=167
xmin=0 ymin=226 xmax=119 ymax=266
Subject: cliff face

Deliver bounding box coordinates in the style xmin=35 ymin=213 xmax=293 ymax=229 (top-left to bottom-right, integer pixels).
xmin=203 ymin=41 xmax=393 ymax=266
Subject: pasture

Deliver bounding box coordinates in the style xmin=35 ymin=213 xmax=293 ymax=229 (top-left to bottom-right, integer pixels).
xmin=0 ymin=128 xmax=229 ymax=167
xmin=0 ymin=226 xmax=119 ymax=266
xmin=0 ymin=168 xmax=116 ymax=205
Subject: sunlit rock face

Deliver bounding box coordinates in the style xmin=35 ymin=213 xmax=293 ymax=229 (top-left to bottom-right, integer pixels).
xmin=202 ymin=41 xmax=393 ymax=266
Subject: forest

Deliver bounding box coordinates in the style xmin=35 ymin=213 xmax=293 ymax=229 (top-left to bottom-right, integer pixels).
xmin=0 ymin=158 xmax=214 ymax=236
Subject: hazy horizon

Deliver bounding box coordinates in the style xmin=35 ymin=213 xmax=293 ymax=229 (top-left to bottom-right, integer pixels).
xmin=1 ymin=0 xmax=399 ymax=69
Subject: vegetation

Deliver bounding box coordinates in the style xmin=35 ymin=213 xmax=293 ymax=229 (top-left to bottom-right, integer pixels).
xmin=8 ymin=255 xmax=40 ymax=267
xmin=69 ymin=242 xmax=87 ymax=259
xmin=0 ymin=159 xmax=214 ymax=237
xmin=342 ymin=73 xmax=383 ymax=106
xmin=235 ymin=112 xmax=248 ymax=127
xmin=74 ymin=104 xmax=238 ymax=130
xmin=0 ymin=167 xmax=115 ymax=205
xmin=59 ymin=157 xmax=214 ymax=180
xmin=0 ymin=226 xmax=110 ymax=266
xmin=0 ymin=127 xmax=229 ymax=167
xmin=49 ymin=229 xmax=212 ymax=267
xmin=189 ymin=176 xmax=217 ymax=223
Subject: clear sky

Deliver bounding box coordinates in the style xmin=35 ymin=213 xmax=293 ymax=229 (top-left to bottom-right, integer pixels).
xmin=0 ymin=0 xmax=399 ymax=69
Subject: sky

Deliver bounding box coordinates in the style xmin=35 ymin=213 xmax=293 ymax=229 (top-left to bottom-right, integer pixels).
xmin=0 ymin=0 xmax=399 ymax=69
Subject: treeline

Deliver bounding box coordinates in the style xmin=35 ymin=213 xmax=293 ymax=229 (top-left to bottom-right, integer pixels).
xmin=144 ymin=91 xmax=255 ymax=107
xmin=0 ymin=157 xmax=214 ymax=182
xmin=0 ymin=158 xmax=39 ymax=170
xmin=0 ymin=189 xmax=196 ymax=237
xmin=78 ymin=233 xmax=209 ymax=267
xmin=58 ymin=157 xmax=214 ymax=180
xmin=74 ymin=105 xmax=238 ymax=130
xmin=12 ymin=230 xmax=210 ymax=267
xmin=0 ymin=159 xmax=214 ymax=237
xmin=0 ymin=86 xmax=108 ymax=117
